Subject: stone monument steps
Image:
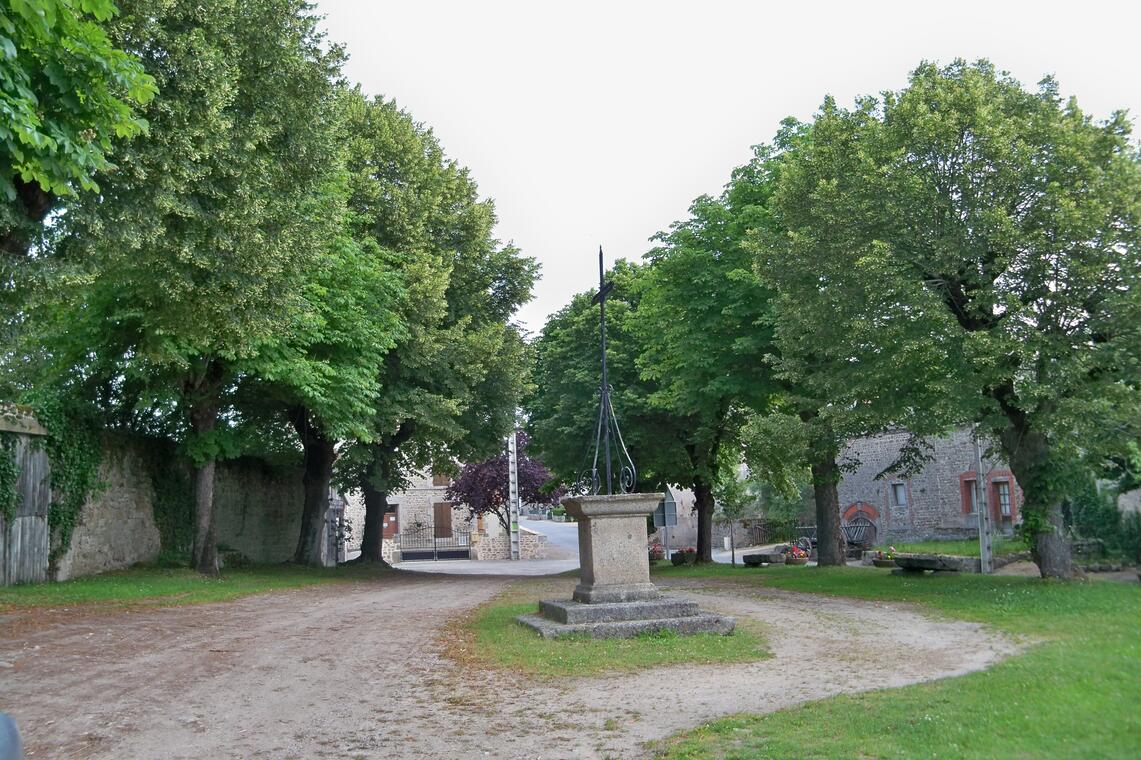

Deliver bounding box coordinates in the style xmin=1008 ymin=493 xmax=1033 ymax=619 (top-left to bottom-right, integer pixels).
xmin=517 ymin=611 xmax=735 ymax=640
xmin=538 ymin=597 xmax=700 ymax=624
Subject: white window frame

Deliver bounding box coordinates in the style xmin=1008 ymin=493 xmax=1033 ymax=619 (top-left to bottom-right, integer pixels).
xmin=995 ymin=480 xmax=1012 ymax=517
xmin=890 ymin=482 xmax=908 ymax=507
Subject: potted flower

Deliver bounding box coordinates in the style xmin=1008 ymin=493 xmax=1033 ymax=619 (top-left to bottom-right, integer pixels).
xmin=873 ymin=547 xmax=897 ymax=568
xmin=785 ymin=545 xmax=810 ymax=565
xmin=670 ymin=547 xmax=698 ymax=566
xmin=648 ymin=542 xmax=665 ymax=563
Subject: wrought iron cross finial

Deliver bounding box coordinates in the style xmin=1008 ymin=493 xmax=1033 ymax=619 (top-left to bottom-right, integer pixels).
xmin=579 ymin=246 xmax=636 ymax=496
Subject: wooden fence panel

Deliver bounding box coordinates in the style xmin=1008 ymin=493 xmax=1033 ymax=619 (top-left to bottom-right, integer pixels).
xmin=2 ymin=431 xmax=51 ymax=585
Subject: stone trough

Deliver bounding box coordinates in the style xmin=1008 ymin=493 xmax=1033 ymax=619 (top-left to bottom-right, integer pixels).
xmin=516 ymin=493 xmax=735 ymax=639
xmin=891 ymin=553 xmax=982 ymax=576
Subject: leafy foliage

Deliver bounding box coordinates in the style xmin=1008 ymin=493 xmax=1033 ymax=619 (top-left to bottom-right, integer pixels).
xmin=444 ymin=432 xmax=563 ymax=531
xmin=0 ymin=431 xmax=16 ymax=522
xmin=0 ymin=0 xmax=156 ymax=254
xmin=760 ymin=59 xmax=1141 ymax=576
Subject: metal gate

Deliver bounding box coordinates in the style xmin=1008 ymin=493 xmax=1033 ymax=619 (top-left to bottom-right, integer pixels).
xmin=400 ymin=523 xmax=471 ymax=561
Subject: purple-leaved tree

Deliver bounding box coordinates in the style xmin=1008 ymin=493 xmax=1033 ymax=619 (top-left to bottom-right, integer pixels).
xmin=445 ymin=433 xmax=564 ymax=531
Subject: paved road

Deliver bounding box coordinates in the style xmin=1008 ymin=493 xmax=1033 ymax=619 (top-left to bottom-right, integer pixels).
xmin=524 ymin=517 xmax=579 ymax=554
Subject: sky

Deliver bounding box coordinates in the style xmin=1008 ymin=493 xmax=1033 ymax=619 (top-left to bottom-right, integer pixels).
xmin=315 ymin=0 xmax=1141 ymax=335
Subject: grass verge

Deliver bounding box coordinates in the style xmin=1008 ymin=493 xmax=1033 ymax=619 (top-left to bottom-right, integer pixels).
xmin=444 ymin=580 xmax=768 ymax=679
xmin=0 ymin=562 xmax=388 ymax=610
xmin=651 ymin=564 xmax=1140 ymax=759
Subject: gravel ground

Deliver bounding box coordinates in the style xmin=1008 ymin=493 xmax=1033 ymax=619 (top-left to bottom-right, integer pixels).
xmin=0 ymin=571 xmax=1019 ymax=759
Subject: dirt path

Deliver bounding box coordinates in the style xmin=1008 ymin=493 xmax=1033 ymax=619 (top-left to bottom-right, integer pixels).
xmin=0 ymin=573 xmax=1019 ymax=759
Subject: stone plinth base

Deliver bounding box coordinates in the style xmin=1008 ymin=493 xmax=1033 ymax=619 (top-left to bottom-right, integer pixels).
xmin=573 ymin=581 xmax=659 ymax=604
xmin=517 ymin=596 xmax=735 ymax=639
xmin=518 ymin=492 xmax=735 ymax=639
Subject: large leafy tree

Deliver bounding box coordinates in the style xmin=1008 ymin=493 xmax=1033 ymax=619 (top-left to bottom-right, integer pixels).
xmin=761 ymin=60 xmax=1141 ymax=578
xmin=634 ymin=161 xmax=783 ymax=562
xmin=1 ymin=0 xmax=155 ymax=256
xmin=527 ymin=260 xmax=707 ymax=545
xmin=336 ymin=91 xmax=537 ymax=562
xmin=38 ymin=0 xmax=345 ymax=574
xmin=444 ymin=432 xmax=562 ymax=532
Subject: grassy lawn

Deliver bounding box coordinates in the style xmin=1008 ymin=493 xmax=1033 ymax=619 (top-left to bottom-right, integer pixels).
xmin=872 ymin=537 xmax=1028 ymax=557
xmin=0 ymin=563 xmax=386 ymax=610
xmin=651 ymin=564 xmax=1140 ymax=759
xmin=445 ymin=581 xmax=768 ymax=679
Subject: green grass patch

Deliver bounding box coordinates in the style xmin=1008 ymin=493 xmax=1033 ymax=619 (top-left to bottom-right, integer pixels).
xmin=652 ymin=564 xmax=1141 ymax=759
xmin=873 ymin=537 xmax=1028 ymax=557
xmin=0 ymin=563 xmax=387 ymax=610
xmin=452 ymin=584 xmax=768 ymax=679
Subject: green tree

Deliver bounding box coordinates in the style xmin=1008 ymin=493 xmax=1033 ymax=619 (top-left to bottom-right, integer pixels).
xmin=37 ymin=0 xmax=345 ymax=574
xmin=761 ymin=60 xmax=1141 ymax=578
xmin=335 ymin=92 xmax=537 ymax=562
xmin=527 ymin=260 xmax=715 ymax=551
xmin=1 ymin=0 xmax=155 ymax=256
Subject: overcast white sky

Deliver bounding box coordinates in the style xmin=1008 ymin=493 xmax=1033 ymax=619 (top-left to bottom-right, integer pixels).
xmin=315 ymin=0 xmax=1141 ymax=335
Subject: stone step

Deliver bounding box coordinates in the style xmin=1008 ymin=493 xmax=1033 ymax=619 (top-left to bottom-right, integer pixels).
xmin=537 ymin=597 xmax=700 ymax=624
xmin=516 ymin=612 xmax=735 ymax=640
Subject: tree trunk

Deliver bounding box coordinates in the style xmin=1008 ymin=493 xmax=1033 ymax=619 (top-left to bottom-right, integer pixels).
xmin=810 ymin=455 xmax=846 ymax=566
xmin=357 ymin=474 xmax=390 ymax=564
xmin=694 ymin=478 xmax=715 ymax=563
xmin=1000 ymin=426 xmax=1076 ymax=579
xmin=186 ymin=360 xmax=225 ymax=576
xmin=291 ymin=407 xmax=337 ymax=566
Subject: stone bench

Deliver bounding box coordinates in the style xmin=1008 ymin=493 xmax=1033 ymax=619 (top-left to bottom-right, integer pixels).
xmin=892 ymin=553 xmax=982 ymax=576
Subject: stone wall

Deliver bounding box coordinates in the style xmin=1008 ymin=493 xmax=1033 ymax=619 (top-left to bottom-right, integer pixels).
xmin=469 ymin=527 xmax=547 ymax=560
xmin=54 ymin=438 xmax=162 ymax=581
xmin=54 ymin=436 xmax=305 ymax=579
xmin=837 ymin=428 xmax=1021 ymax=543
xmin=212 ymin=457 xmax=304 ymax=563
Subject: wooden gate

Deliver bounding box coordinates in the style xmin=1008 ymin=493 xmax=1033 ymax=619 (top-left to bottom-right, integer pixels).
xmin=1 ymin=413 xmax=52 ymax=585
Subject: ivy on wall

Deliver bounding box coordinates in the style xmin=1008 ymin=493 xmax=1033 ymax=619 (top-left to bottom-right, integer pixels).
xmin=141 ymin=442 xmax=195 ymax=562
xmin=30 ymin=396 xmax=103 ymax=566
xmin=0 ymin=432 xmax=17 ymax=523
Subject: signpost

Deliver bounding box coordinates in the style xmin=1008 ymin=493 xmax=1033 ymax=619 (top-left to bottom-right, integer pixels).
xmin=653 ymin=486 xmax=678 ymax=560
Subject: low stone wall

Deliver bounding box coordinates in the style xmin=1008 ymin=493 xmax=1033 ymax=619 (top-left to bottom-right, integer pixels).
xmin=474 ymin=532 xmax=510 ymax=560
xmin=469 ymin=528 xmax=548 ymax=560
xmin=520 ymin=527 xmax=547 ymax=559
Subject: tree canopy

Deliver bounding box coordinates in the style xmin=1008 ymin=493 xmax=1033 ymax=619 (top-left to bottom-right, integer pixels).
xmin=1 ymin=0 xmax=156 ymax=256
xmin=759 ymin=60 xmax=1141 ymax=577
xmin=445 ymin=432 xmax=563 ymax=532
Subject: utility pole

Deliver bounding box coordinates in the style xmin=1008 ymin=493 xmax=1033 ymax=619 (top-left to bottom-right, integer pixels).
xmin=507 ymin=430 xmax=521 ymax=560
xmin=973 ymin=429 xmax=993 ymax=574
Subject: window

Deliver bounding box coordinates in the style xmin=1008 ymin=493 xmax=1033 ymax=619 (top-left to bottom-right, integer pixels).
xmin=995 ymin=481 xmax=1012 ymax=517
xmin=432 ymin=471 xmax=449 ymax=487
xmin=890 ymin=482 xmax=908 ymax=507
xmin=963 ymin=479 xmax=978 ymax=513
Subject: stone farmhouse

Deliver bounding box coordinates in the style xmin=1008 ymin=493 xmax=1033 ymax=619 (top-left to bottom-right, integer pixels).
xmin=341 ymin=469 xmax=547 ymax=563
xmin=838 ymin=427 xmax=1022 ymax=545
xmin=657 ymin=427 xmax=1023 ymax=552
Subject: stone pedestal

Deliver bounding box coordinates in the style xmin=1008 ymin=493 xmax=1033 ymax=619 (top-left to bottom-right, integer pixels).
xmin=516 ymin=493 xmax=735 ymax=639
xmin=566 ymin=493 xmax=660 ymax=604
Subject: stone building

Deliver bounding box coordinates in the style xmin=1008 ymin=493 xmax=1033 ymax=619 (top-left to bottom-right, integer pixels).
xmin=838 ymin=427 xmax=1022 ymax=544
xmin=342 ymin=469 xmax=546 ymax=562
